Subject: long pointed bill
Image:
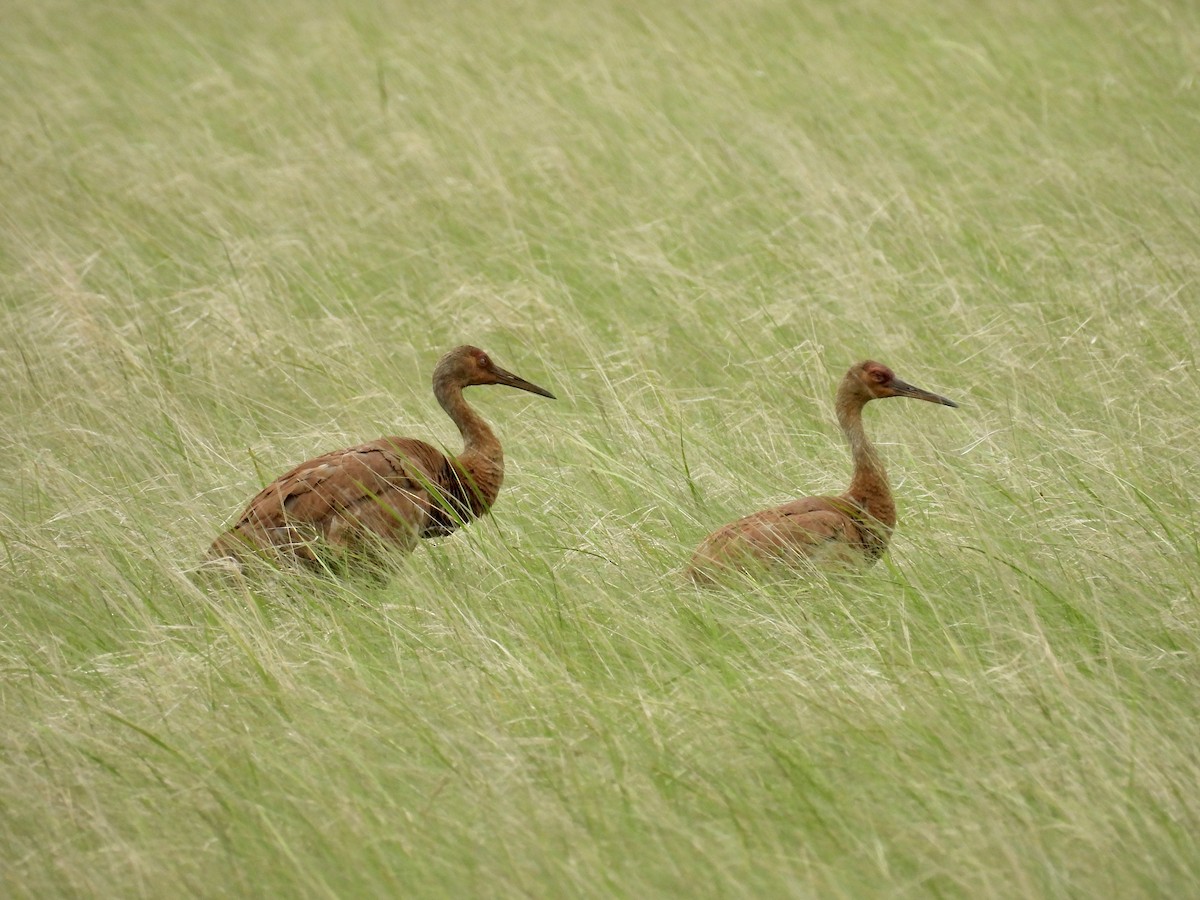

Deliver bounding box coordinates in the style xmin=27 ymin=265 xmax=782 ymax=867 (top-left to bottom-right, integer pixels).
xmin=493 ymin=367 xmax=557 ymax=400
xmin=891 ymin=379 xmax=958 ymax=408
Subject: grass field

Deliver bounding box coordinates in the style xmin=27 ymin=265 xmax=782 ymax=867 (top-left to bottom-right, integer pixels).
xmin=3 ymin=0 xmax=1199 ymax=895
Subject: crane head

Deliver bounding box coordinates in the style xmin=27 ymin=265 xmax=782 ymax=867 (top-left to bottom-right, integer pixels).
xmin=853 ymin=361 xmax=957 ymax=407
xmin=436 ymin=345 xmax=557 ymax=399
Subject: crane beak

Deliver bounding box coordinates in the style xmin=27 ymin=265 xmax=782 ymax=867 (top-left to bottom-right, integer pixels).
xmin=492 ymin=366 xmax=557 ymax=400
xmin=891 ymin=379 xmax=958 ymax=408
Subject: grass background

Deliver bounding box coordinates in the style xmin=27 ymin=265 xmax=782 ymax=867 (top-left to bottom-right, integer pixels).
xmin=2 ymin=0 xmax=1199 ymax=895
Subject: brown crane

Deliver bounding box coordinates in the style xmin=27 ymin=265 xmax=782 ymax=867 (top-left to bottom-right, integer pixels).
xmin=686 ymin=361 xmax=956 ymax=584
xmin=207 ymin=345 xmax=555 ymax=571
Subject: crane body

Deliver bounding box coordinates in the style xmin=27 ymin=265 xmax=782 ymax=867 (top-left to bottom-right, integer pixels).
xmin=687 ymin=361 xmax=956 ymax=583
xmin=207 ymin=345 xmax=554 ymax=571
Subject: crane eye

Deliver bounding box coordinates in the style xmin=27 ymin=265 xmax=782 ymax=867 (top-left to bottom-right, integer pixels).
xmin=477 ymin=353 xmax=491 ymax=368
xmin=869 ymin=369 xmax=888 ymax=384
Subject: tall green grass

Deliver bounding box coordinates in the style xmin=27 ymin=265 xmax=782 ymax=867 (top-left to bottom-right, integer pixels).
xmin=3 ymin=0 xmax=1199 ymax=895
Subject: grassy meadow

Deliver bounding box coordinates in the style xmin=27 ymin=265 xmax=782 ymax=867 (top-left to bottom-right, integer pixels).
xmin=3 ymin=0 xmax=1199 ymax=895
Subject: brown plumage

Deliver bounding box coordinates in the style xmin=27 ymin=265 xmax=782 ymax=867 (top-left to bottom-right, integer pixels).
xmin=207 ymin=345 xmax=555 ymax=571
xmin=687 ymin=361 xmax=957 ymax=584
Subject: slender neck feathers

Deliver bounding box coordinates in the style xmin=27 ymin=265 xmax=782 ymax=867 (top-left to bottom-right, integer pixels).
xmin=432 ymin=368 xmax=504 ymax=514
xmin=835 ymin=375 xmax=896 ymax=531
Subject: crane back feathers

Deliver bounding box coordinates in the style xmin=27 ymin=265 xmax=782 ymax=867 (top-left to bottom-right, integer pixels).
xmin=688 ymin=495 xmax=892 ymax=584
xmin=207 ymin=436 xmax=501 ymax=569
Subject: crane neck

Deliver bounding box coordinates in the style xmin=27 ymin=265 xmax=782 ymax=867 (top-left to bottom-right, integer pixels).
xmin=433 ymin=374 xmax=505 ymax=513
xmin=835 ymin=381 xmax=896 ymax=531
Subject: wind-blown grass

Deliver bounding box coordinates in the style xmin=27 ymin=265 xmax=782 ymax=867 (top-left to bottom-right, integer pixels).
xmin=3 ymin=0 xmax=1199 ymax=896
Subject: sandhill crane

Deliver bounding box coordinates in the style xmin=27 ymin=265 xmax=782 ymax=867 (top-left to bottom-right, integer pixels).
xmin=687 ymin=361 xmax=956 ymax=584
xmin=207 ymin=345 xmax=555 ymax=571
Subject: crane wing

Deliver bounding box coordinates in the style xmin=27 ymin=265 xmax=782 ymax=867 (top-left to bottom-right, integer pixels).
xmin=210 ymin=436 xmax=460 ymax=566
xmin=688 ymin=496 xmax=877 ymax=583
